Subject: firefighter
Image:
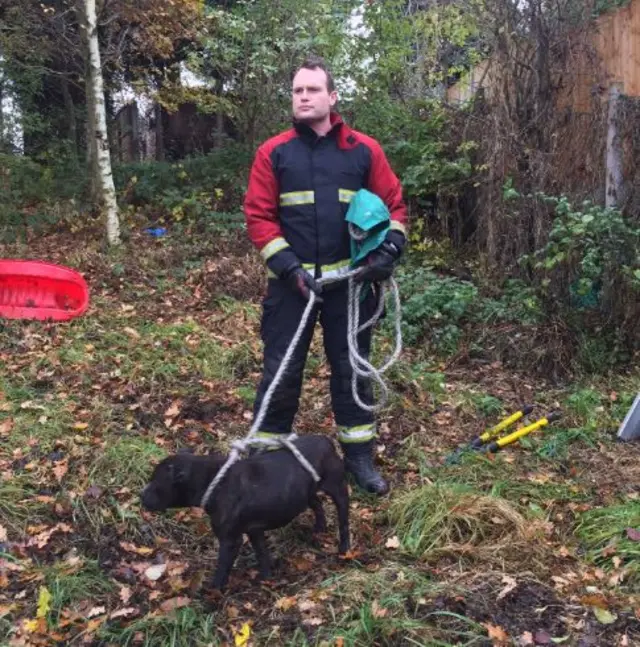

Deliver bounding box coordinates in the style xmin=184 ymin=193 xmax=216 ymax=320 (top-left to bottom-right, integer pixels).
xmin=243 ymin=56 xmax=408 ymax=495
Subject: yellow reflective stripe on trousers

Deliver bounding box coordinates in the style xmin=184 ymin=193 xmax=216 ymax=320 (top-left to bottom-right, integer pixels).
xmin=260 ymin=237 xmax=290 ymax=261
xmin=339 ymin=189 xmax=356 ymax=203
xmin=338 ymin=424 xmax=376 ymax=443
xmin=280 ymin=191 xmax=315 ymax=206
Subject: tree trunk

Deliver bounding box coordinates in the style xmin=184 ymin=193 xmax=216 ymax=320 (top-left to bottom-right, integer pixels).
xmin=213 ymin=77 xmax=225 ymax=148
xmin=155 ymin=103 xmax=165 ymax=161
xmin=0 ymin=71 xmax=5 ymax=151
xmin=605 ymin=82 xmax=623 ymax=209
xmin=61 ymin=76 xmax=78 ymax=163
xmin=82 ymin=0 xmax=120 ymax=245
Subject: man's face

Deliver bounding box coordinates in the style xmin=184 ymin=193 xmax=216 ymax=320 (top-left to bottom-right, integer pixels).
xmin=292 ymin=67 xmax=337 ymax=124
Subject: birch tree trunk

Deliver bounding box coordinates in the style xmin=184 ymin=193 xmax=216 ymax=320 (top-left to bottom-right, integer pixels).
xmin=82 ymin=0 xmax=120 ymax=245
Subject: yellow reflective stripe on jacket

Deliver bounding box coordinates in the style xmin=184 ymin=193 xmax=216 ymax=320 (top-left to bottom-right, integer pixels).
xmin=260 ymin=237 xmax=290 ymax=261
xmin=390 ymin=220 xmax=407 ymax=235
xmin=266 ymin=258 xmax=351 ymax=280
xmin=280 ymin=191 xmax=315 ymax=206
xmin=339 ymin=189 xmax=356 ymax=203
xmin=319 ymin=259 xmax=351 ymax=280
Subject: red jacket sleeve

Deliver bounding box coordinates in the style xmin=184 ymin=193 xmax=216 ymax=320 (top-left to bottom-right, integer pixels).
xmin=243 ymin=145 xmax=283 ymax=253
xmin=243 ymin=143 xmax=300 ymax=276
xmin=367 ymin=140 xmax=408 ymax=237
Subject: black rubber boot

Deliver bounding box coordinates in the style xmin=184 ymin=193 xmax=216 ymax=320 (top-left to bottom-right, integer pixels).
xmin=341 ymin=440 xmax=389 ymax=495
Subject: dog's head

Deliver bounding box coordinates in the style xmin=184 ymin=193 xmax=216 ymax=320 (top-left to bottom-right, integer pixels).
xmin=140 ymin=452 xmax=197 ymax=512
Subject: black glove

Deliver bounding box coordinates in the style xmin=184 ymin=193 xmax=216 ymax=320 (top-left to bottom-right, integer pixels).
xmin=284 ymin=266 xmax=323 ymax=302
xmin=355 ymin=236 xmax=403 ymax=284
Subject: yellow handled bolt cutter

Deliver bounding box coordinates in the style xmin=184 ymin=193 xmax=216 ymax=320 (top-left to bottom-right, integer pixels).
xmin=445 ymin=406 xmax=561 ymax=464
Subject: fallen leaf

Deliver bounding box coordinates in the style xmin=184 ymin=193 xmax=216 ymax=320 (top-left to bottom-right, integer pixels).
xmin=0 ymin=604 xmax=16 ymax=617
xmin=53 ymin=460 xmax=68 ymax=482
xmin=626 ymin=528 xmax=640 ymax=542
xmin=339 ymin=549 xmax=361 ymax=560
xmin=275 ymin=596 xmax=297 ymax=611
xmin=164 ymin=402 xmax=181 ymax=418
xmin=580 ymin=593 xmax=608 ymax=609
xmin=0 ymin=524 xmax=7 ymax=542
xmin=385 ymin=536 xmax=400 ymax=549
xmin=371 ymin=600 xmax=388 ymax=618
xmin=303 ymin=617 xmax=324 ymax=626
xmin=85 ymin=485 xmax=103 ymax=499
xmin=36 ymin=586 xmax=51 ymax=619
xmin=119 ymin=586 xmax=132 ymax=603
xmin=290 ymin=555 xmax=314 ymax=572
xmin=87 ymin=606 xmax=106 ymax=618
xmin=533 ymin=630 xmax=552 ymax=644
xmin=234 ymin=622 xmax=252 ymax=646
xmin=109 ymin=607 xmax=139 ymax=619
xmin=593 ymin=607 xmax=617 ymax=625
xmin=336 ymin=639 xmax=345 ymax=647
xmin=27 ymin=523 xmax=73 ymax=548
xmin=484 ymin=622 xmax=509 ymax=644
xmin=73 ymin=422 xmax=89 ymax=431
xmin=144 ymin=563 xmax=167 ymax=581
xmin=124 ymin=327 xmax=141 ymax=340
xmin=159 ymin=596 xmax=190 ymax=612
xmin=23 ymin=617 xmax=46 ymax=634
xmin=497 ymin=575 xmax=517 ymax=601
xmin=298 ymin=600 xmax=318 ymax=613
xmin=517 ymin=631 xmax=534 ymax=646
xmin=0 ymin=419 xmax=13 ymax=436
xmin=119 ymin=541 xmax=154 ymax=556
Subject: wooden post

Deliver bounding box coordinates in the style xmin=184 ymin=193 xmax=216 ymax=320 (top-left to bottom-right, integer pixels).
xmin=605 ymin=82 xmax=624 ymax=208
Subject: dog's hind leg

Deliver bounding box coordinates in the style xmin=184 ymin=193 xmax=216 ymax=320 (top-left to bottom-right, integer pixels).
xmin=248 ymin=530 xmax=272 ymax=580
xmin=211 ymin=535 xmax=242 ymax=591
xmin=310 ymin=494 xmax=327 ymax=534
xmin=320 ymin=476 xmax=350 ymax=555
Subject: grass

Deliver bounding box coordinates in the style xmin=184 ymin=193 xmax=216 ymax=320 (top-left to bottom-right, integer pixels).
xmin=97 ymin=606 xmax=220 ymax=647
xmin=387 ymin=483 xmax=531 ymax=565
xmin=2 ymin=229 xmax=640 ymax=645
xmin=45 ymin=560 xmax=115 ymax=623
xmin=576 ymin=499 xmax=640 ymax=581
xmin=88 ymin=436 xmax=168 ymax=489
xmin=310 ymin=567 xmax=487 ymax=646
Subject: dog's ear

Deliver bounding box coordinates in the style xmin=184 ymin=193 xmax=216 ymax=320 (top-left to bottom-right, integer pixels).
xmin=165 ymin=455 xmax=192 ymax=484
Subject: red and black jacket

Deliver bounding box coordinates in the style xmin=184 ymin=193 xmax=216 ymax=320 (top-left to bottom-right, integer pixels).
xmin=243 ymin=113 xmax=408 ymax=279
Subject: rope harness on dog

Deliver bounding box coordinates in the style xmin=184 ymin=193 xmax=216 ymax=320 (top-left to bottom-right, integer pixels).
xmin=199 ymin=271 xmax=402 ymax=509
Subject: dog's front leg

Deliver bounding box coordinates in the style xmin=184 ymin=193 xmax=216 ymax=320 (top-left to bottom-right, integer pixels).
xmin=248 ymin=530 xmax=272 ymax=580
xmin=211 ymin=535 xmax=242 ymax=591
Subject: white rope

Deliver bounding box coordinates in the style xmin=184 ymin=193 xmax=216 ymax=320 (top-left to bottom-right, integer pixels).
xmin=200 ymin=270 xmax=402 ymax=509
xmin=347 ymin=277 xmax=403 ymax=412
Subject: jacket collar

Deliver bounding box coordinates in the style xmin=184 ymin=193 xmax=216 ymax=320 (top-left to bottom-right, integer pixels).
xmin=293 ymin=112 xmax=344 ymax=142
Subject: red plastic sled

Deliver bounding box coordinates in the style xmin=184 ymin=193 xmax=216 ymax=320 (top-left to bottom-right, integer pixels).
xmin=0 ymin=260 xmax=89 ymax=321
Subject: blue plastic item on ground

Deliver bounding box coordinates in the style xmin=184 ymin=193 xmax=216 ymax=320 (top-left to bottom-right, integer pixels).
xmin=144 ymin=227 xmax=167 ymax=237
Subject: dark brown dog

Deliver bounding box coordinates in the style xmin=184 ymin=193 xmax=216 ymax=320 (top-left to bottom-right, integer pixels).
xmin=140 ymin=435 xmax=350 ymax=590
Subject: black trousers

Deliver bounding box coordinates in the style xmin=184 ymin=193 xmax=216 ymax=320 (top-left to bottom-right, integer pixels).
xmin=252 ymin=279 xmax=378 ymax=442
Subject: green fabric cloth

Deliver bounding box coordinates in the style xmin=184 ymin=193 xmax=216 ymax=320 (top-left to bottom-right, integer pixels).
xmin=345 ymin=189 xmax=390 ymax=266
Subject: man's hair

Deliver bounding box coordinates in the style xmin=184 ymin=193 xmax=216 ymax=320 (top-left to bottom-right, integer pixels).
xmin=293 ymin=55 xmax=335 ymax=93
